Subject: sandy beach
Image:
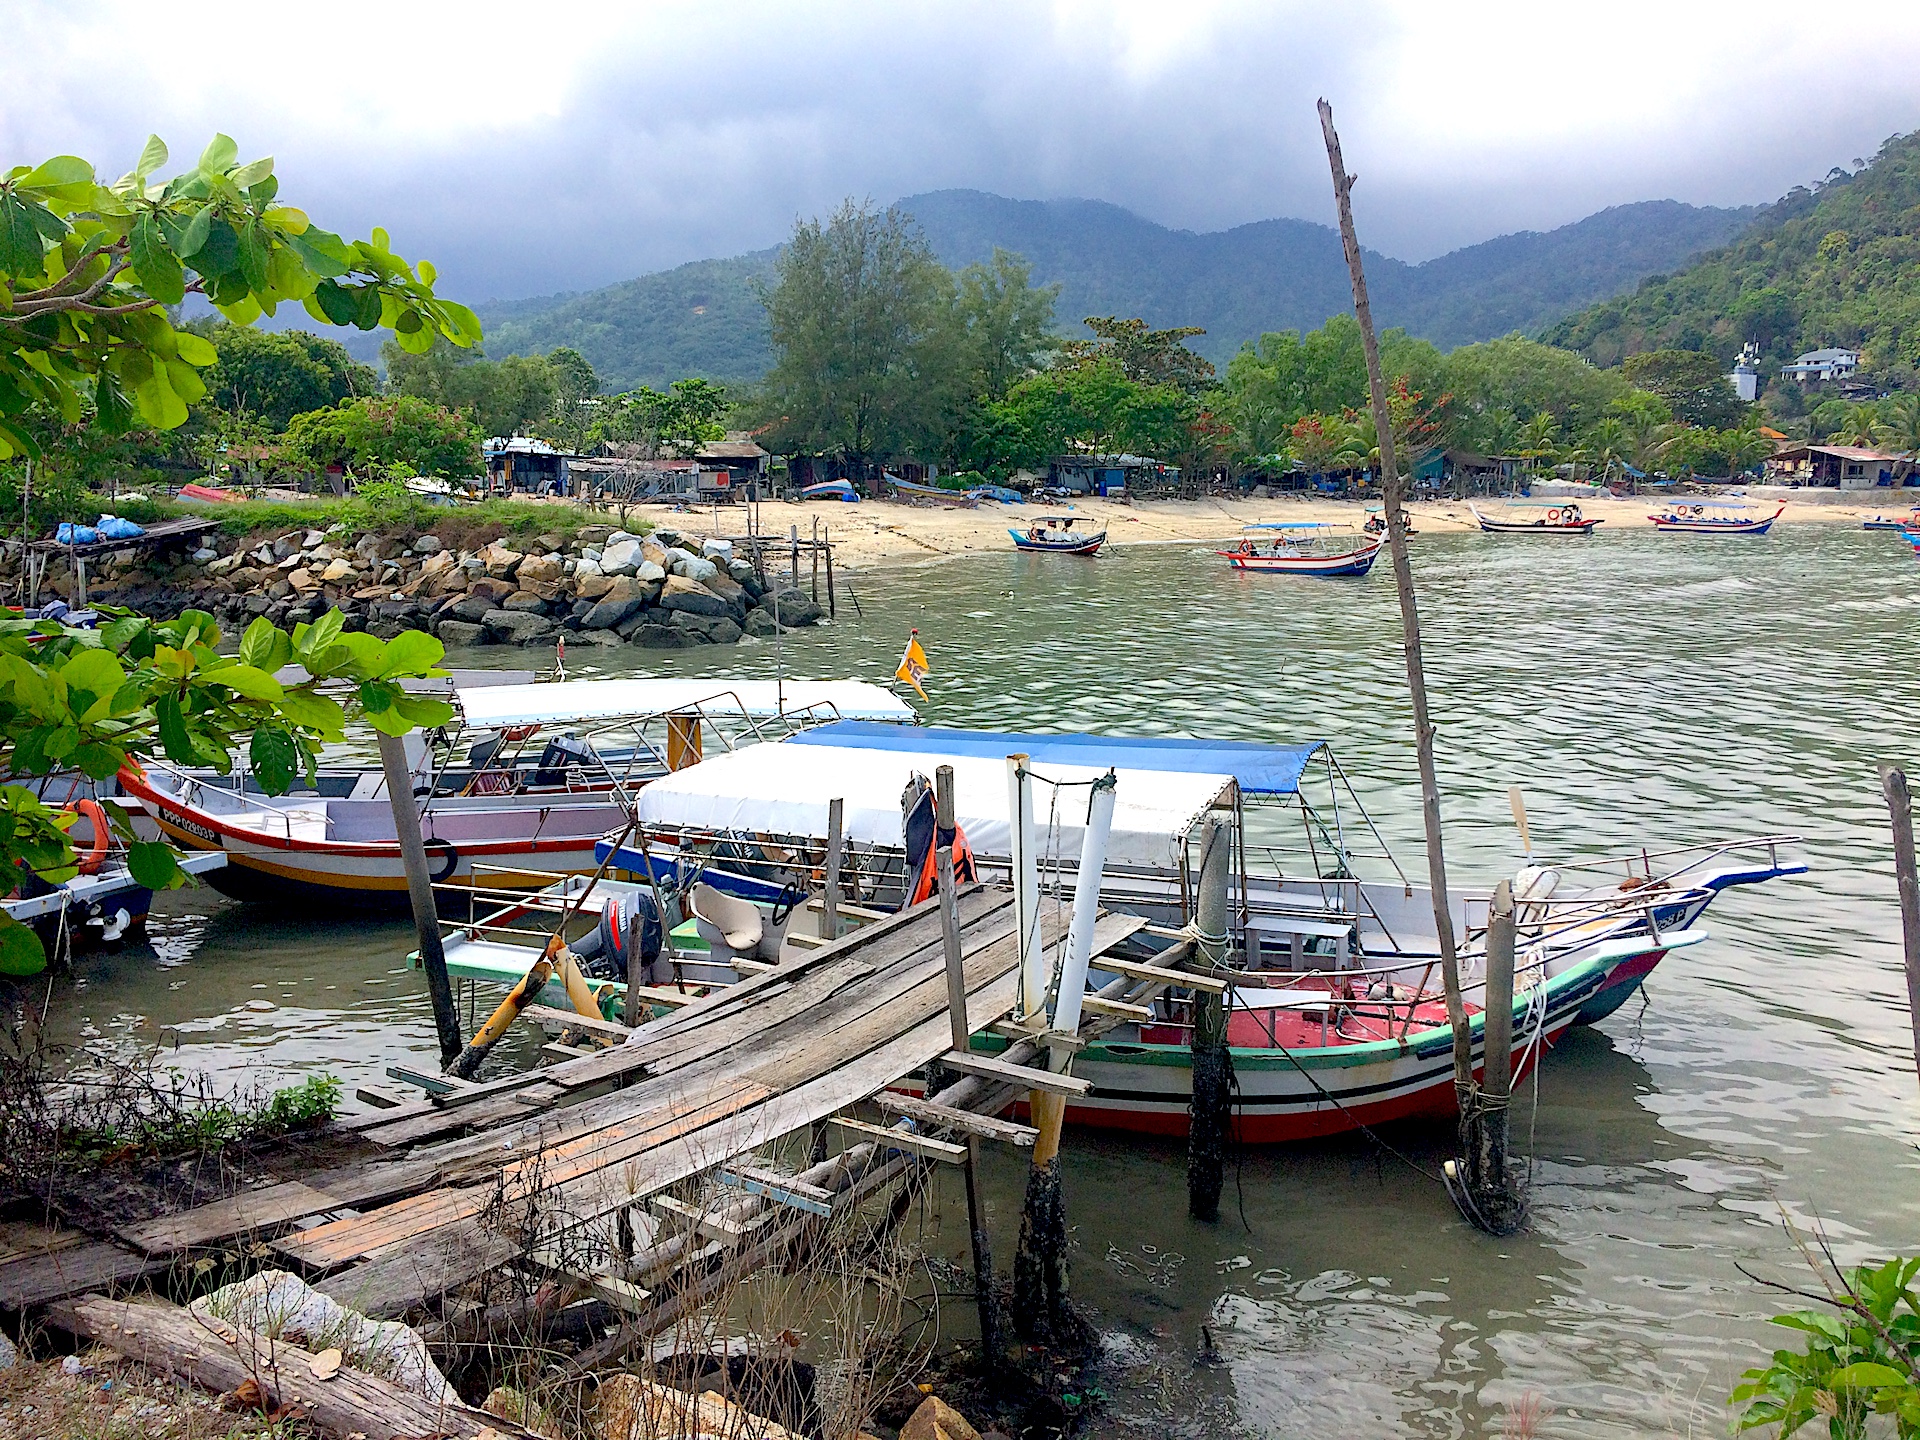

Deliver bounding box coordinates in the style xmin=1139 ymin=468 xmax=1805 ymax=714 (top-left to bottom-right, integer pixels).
xmin=747 ymin=489 xmax=1902 ymax=571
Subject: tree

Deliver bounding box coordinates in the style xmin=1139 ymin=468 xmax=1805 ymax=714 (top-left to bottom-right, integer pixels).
xmin=0 ymin=134 xmax=479 ymax=461
xmin=992 ymin=357 xmax=1191 ymax=467
xmin=1441 ymin=336 xmax=1630 ymax=448
xmin=382 ymin=337 xmax=556 ymax=441
xmin=760 ymin=199 xmax=951 ymax=466
xmin=188 ymin=322 xmax=375 ymax=431
xmin=591 ymin=377 xmax=730 ymax=458
xmin=540 ymin=346 xmax=599 ymax=453
xmin=1060 ymin=316 xmax=1215 ymax=395
xmin=1873 ymin=393 xmax=1920 ymax=479
xmin=953 ymin=249 xmax=1059 ymax=401
xmin=282 ymin=395 xmax=480 ymax=479
xmin=1622 ymin=349 xmax=1750 ymax=428
xmin=0 ymin=610 xmax=455 ymax=975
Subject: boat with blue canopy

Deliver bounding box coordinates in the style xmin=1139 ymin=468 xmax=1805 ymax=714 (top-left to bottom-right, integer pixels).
xmin=1468 ymin=498 xmax=1602 ymax=535
xmin=1649 ymin=500 xmax=1784 ymax=534
xmin=1010 ymin=514 xmax=1105 ymax=554
xmin=1217 ymin=521 xmax=1381 ymax=576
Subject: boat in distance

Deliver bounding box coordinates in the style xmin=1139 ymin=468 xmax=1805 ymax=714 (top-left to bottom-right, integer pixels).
xmin=1218 ymin=522 xmax=1382 ymax=576
xmin=1468 ymin=499 xmax=1602 ymax=535
xmin=1010 ymin=515 xmax=1106 ymax=554
xmin=1649 ymin=501 xmax=1784 ymax=534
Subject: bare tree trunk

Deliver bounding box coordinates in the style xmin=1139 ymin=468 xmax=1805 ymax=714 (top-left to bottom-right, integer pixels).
xmin=1317 ymin=100 xmax=1472 ymax=1107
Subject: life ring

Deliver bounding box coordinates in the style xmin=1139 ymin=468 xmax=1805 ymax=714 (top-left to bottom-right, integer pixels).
xmin=69 ymin=799 xmax=110 ymax=876
xmin=425 ymin=839 xmax=460 ymax=883
xmin=1547 ymin=508 xmax=1563 ymax=522
xmin=502 ymin=724 xmax=539 ymax=744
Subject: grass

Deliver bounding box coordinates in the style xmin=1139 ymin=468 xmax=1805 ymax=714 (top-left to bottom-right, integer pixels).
xmin=0 ymin=1349 xmax=305 ymax=1440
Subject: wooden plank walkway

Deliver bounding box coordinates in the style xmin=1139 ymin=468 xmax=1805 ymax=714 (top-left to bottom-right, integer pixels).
xmin=0 ymin=884 xmax=1161 ymax=1325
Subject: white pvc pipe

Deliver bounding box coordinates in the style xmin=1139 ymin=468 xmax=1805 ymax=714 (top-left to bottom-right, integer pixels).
xmin=1050 ymin=773 xmax=1117 ymax=1039
xmin=1008 ymin=755 xmax=1044 ymax=1022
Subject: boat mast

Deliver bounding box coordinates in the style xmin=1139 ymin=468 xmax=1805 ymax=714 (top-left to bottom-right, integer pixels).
xmin=1316 ymin=102 xmax=1471 ymax=1098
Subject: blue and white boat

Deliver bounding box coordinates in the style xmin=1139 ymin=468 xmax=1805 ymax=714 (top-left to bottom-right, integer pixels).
xmin=1010 ymin=515 xmax=1105 ymax=554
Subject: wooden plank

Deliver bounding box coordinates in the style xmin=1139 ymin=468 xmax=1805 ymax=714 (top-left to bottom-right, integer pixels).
xmin=314 ymin=1223 xmax=520 ymax=1320
xmin=872 ymin=1091 xmax=1037 ymax=1147
xmin=830 ymin=1116 xmax=966 ymax=1163
xmin=0 ymin=1222 xmax=85 ymax=1265
xmin=385 ymin=1063 xmax=476 ymax=1096
xmin=937 ymin=1051 xmax=1091 ymax=1096
xmin=64 ymin=1296 xmax=535 ymax=1440
xmin=0 ymin=1241 xmax=168 ymax=1312
xmin=354 ymin=1083 xmax=411 ymax=1110
xmin=541 ymin=1042 xmax=595 ymax=1061
xmin=1095 ymin=954 xmax=1225 ymax=993
xmin=717 ymin=1166 xmax=835 ymax=1218
xmin=118 ymin=1159 xmax=441 ymax=1255
xmin=523 ymin=1004 xmax=633 ymax=1042
xmin=1080 ymin=994 xmax=1153 ymax=1022
xmin=653 ymin=1194 xmax=777 ymax=1244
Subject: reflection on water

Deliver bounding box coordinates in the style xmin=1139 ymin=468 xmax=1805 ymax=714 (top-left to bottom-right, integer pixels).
xmin=36 ymin=525 xmax=1920 ymax=1437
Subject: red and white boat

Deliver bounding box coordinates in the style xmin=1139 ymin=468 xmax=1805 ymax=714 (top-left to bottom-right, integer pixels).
xmin=1218 ymin=523 xmax=1382 ymax=577
xmin=1468 ymin=499 xmax=1602 ymax=535
xmin=118 ymin=678 xmax=914 ymax=910
xmin=1649 ymin=501 xmax=1784 ymax=534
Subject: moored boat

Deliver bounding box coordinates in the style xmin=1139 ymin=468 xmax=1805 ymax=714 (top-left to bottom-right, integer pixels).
xmin=886 ymin=476 xmax=980 ymax=508
xmin=799 ymin=479 xmax=860 ymax=503
xmin=1650 ymin=501 xmax=1784 ymax=534
xmin=1218 ymin=522 xmax=1382 ymax=577
xmin=1010 ymin=515 xmax=1105 ymax=554
xmin=1861 ymin=506 xmax=1920 ymax=531
xmin=1468 ymin=499 xmax=1602 ymax=535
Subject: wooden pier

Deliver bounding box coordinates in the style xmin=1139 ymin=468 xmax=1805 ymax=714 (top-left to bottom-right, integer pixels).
xmin=0 ymin=881 xmax=1201 ymax=1406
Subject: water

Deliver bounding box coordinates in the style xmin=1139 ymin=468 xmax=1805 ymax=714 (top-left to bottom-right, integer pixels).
xmin=32 ymin=525 xmax=1920 ymax=1437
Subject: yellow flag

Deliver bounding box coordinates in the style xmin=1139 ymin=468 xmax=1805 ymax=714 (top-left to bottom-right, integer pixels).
xmin=895 ymin=631 xmax=931 ymax=700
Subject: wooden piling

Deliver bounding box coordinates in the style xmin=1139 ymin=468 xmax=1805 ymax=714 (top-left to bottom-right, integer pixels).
xmin=377 ymin=730 xmax=461 ymax=1067
xmin=1476 ymin=879 xmax=1521 ymax=1225
xmin=1187 ymin=816 xmax=1232 ymax=1222
xmin=824 ymin=528 xmax=836 ymax=618
xmin=823 ymin=797 xmax=845 ymax=942
xmin=1878 ymin=764 xmax=1920 ymax=1097
xmin=933 ymin=767 xmax=1003 ymax=1366
xmin=811 ymin=516 xmax=821 ymax=602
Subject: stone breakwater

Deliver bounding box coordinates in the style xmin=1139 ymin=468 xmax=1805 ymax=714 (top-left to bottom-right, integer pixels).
xmin=63 ymin=523 xmax=826 ymax=648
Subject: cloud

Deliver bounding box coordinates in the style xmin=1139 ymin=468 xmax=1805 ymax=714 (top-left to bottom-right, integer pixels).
xmin=7 ymin=0 xmax=1919 ymax=302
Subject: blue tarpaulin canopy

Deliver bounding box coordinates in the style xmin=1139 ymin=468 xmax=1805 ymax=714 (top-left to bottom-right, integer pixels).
xmin=788 ymin=721 xmax=1327 ymax=796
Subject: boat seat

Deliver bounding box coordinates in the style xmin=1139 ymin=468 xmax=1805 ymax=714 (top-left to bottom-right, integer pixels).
xmin=688 ymin=882 xmax=792 ymax=968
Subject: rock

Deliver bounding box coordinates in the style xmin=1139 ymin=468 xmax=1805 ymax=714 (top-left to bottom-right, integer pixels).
xmin=468 ymin=576 xmax=516 ymax=604
xmin=367 ymin=619 xmax=406 ymax=640
xmin=413 ymin=534 xmax=443 ymax=554
xmin=517 ymin=552 xmax=565 ymax=586
xmin=191 ymin=547 xmax=218 ymax=564
xmin=758 ymin=587 xmax=824 ymax=626
xmin=659 ymin=574 xmax=729 ymax=618
xmin=569 ymin=627 xmax=625 ymax=647
xmin=728 ymin=558 xmax=758 ymax=588
xmin=0 ymin=1329 xmax=15 ymax=1371
xmin=652 ymin=527 xmax=686 ymax=551
xmin=742 ymin=607 xmax=781 ymax=638
xmin=664 ymin=547 xmax=719 ymax=583
xmin=266 ymin=578 xmax=294 ymax=601
xmin=704 ymin=572 xmax=749 ymax=613
xmin=302 ymin=528 xmax=327 ymax=548
xmin=355 ymin=533 xmax=399 ymax=564
xmin=599 ymin=537 xmax=645 ymax=577
xmin=582 ymin=592 xmax=647 ymax=631
xmin=243 ymin=594 xmax=273 ymax=616
xmin=669 ymin=611 xmax=742 ymax=645
xmin=635 ymin=559 xmax=666 ymax=585
xmin=206 ymin=553 xmax=244 ymax=576
xmin=482 ymin=544 xmax=524 ymax=580
xmin=640 ymin=536 xmax=669 ymax=568
xmin=573 ymin=571 xmax=615 ymax=601
xmin=251 ymin=545 xmax=275 ymax=566
xmin=702 ymin=537 xmax=734 ymax=561
xmin=483 ymin=1385 xmax=563 ymax=1440
xmin=502 ymin=590 xmax=552 ymax=613
xmin=628 ymin=623 xmax=692 ymax=649
xmin=320 ymin=558 xmax=355 ymax=583
xmin=901 ymin=1395 xmax=982 ymax=1440
xmin=276 ymin=554 xmax=304 ymax=571
xmin=271 ymin=533 xmax=301 ymax=560
xmin=532 ymin=532 xmax=567 ymax=554
xmin=448 ymin=594 xmax=495 ymax=624
xmin=483 ymin=608 xmax=558 ymax=644
xmin=577 ymin=524 xmax=614 ymax=544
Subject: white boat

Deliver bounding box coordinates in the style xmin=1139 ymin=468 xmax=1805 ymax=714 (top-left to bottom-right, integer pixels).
xmin=119 ymin=678 xmax=914 ymax=910
xmin=1217 ymin=522 xmax=1382 ymax=576
xmin=1468 ymin=499 xmax=1602 ymax=535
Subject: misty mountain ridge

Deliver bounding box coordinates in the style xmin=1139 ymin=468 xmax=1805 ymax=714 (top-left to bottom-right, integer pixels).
xmin=476 ymin=189 xmax=1757 ymax=393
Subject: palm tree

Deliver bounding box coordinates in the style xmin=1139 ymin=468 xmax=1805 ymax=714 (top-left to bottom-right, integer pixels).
xmin=1585 ymin=417 xmax=1630 ymax=484
xmin=1516 ymin=411 xmax=1559 ymax=472
xmin=1625 ymin=417 xmax=1674 ymax=478
xmin=1872 ymin=394 xmax=1920 ymax=481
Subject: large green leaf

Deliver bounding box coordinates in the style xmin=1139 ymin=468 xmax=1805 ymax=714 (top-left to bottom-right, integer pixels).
xmin=0 ymin=913 xmax=47 ymax=977
xmin=177 ymin=206 xmax=212 ymax=259
xmin=130 ymin=214 xmax=186 ymax=305
xmin=207 ymin=663 xmax=283 ymax=702
xmin=135 ymin=135 xmax=168 ymax=179
xmin=198 ymin=134 xmax=239 ymax=174
xmin=155 ymin=693 xmax=194 ymax=761
xmin=376 ymin=629 xmax=444 ymax=679
xmin=127 ymin=840 xmax=184 ymax=891
xmin=231 ymin=156 xmax=274 ymax=190
xmin=237 ymin=616 xmax=293 ymax=673
xmin=272 ymin=688 xmax=345 ymax=734
xmin=249 ymin=726 xmax=298 ymax=795
xmin=0 ymin=194 xmax=50 ymax=277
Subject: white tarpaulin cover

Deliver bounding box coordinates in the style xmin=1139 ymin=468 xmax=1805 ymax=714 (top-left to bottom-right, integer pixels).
xmin=632 ymin=741 xmax=1236 ymax=869
xmin=455 ymin=678 xmax=916 ymax=730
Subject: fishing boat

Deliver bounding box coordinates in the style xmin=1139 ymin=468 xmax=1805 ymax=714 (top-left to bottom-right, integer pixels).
xmin=1217 ymin=523 xmax=1382 ymax=577
xmin=1649 ymin=501 xmax=1784 ymax=534
xmin=885 ymin=476 xmax=980 ymax=508
xmin=967 ymin=485 xmax=1026 ymax=505
xmin=1010 ymin=515 xmax=1105 ymax=554
xmin=1468 ymin=499 xmax=1602 ymax=535
xmin=799 ymin=479 xmax=859 ymax=503
xmin=118 ymin=678 xmax=915 ymax=910
xmin=588 ymin=723 xmax=1800 ymax=1140
xmin=1861 ymin=506 xmax=1920 ymax=531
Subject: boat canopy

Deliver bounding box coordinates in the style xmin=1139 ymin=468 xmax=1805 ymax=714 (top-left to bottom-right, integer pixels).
xmin=454 ymin=678 xmax=916 ymax=730
xmin=632 ymin=741 xmax=1237 ymax=869
xmin=789 ymin=722 xmax=1327 ymax=797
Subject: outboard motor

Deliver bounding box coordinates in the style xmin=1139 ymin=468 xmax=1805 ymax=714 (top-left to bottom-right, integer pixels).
xmin=533 ymin=734 xmax=592 ymax=787
xmin=570 ymin=891 xmax=668 ymax=983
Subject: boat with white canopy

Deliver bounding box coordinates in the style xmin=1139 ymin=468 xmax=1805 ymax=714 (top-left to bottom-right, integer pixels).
xmin=119 ymin=677 xmax=915 ymax=908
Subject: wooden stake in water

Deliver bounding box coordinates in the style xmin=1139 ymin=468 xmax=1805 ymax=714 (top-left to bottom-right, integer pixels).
xmin=1478 ymin=880 xmax=1518 ymax=1221
xmin=1877 ymin=763 xmax=1920 ymax=1096
xmin=1187 ymin=816 xmax=1232 ymax=1222
xmin=377 ymin=730 xmax=461 ymax=1067
xmin=934 ymin=766 xmax=1003 ymax=1367
xmin=1318 ymin=99 xmax=1472 ymax=1107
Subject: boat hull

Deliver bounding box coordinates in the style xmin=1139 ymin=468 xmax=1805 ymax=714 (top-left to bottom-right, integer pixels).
xmin=1221 ymin=543 xmax=1382 ymax=577
xmin=1649 ymin=505 xmax=1783 ymax=535
xmin=1009 ymin=529 xmax=1105 ymax=554
xmin=1474 ymin=518 xmax=1601 ymax=535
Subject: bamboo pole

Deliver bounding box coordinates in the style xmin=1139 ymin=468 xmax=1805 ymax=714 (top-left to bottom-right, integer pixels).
xmin=1318 ymin=100 xmax=1472 ymax=1105
xmin=377 ymin=730 xmax=462 ymax=1067
xmin=1187 ymin=815 xmax=1232 ymax=1222
xmin=934 ymin=766 xmax=1003 ymax=1367
xmin=1877 ymin=764 xmax=1920 ymax=1097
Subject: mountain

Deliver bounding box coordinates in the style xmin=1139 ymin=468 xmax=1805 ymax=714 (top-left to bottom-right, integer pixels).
xmin=477 ymin=190 xmax=1758 ymax=393
xmin=1543 ymin=130 xmax=1920 ymax=380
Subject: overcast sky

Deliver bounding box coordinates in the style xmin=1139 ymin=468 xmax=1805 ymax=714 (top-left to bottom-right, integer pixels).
xmin=10 ymin=1 xmax=1920 ymax=305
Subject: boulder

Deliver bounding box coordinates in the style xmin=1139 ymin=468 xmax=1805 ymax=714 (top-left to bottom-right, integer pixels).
xmin=413 ymin=534 xmax=444 ymax=554
xmin=581 ymin=591 xmax=648 ymax=631
xmin=599 ymin=538 xmax=645 ymax=577
xmin=251 ymin=545 xmax=275 ymax=567
xmin=191 ymin=547 xmax=219 ymax=565
xmin=640 ymin=536 xmax=669 ymax=568
xmin=727 ymin=558 xmax=758 ymax=588
xmin=628 ymin=623 xmax=692 ymax=649
xmin=502 ymin=590 xmax=552 ymax=613
xmin=320 ymin=558 xmax=356 ymax=584
xmin=568 ymin=628 xmax=625 ymax=647
xmin=532 ymin=532 xmax=567 ymax=554
xmin=577 ymin=524 xmax=615 ymax=544
xmin=467 ymin=576 xmax=516 ymax=604
xmin=900 ymin=1396 xmax=982 ymax=1440
xmin=367 ymin=620 xmax=406 ymax=640
xmin=652 ymin=527 xmax=686 ymax=551
xmin=704 ymin=572 xmax=749 ymax=613
xmin=266 ymin=579 xmax=294 ymax=601
xmin=354 ymin=533 xmax=399 ymax=565
xmin=757 ymin=587 xmax=824 ymax=626
xmin=482 ymin=609 xmax=558 ymax=645
xmin=635 ymin=559 xmax=666 ymax=585
xmin=701 ymin=537 xmax=734 ymax=561
xmin=271 ymin=533 xmax=302 ymax=560
xmin=658 ymin=574 xmax=729 ymax=618
xmin=448 ymin=594 xmax=495 ymax=624
xmin=302 ymin=529 xmax=328 ymax=549
xmin=669 ymin=611 xmax=742 ymax=646
xmin=573 ymin=571 xmax=615 ymax=602
xmin=663 ymin=547 xmax=719 ymax=583
xmin=206 ymin=553 xmax=244 ymax=577
xmin=742 ymin=607 xmax=781 ymax=638
xmin=517 ymin=553 xmax=565 ymax=586
xmin=434 ymin=619 xmax=490 ymax=647
xmin=482 ymin=544 xmax=524 ymax=580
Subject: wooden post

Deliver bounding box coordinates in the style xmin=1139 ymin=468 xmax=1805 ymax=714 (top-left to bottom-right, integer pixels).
xmin=811 ymin=516 xmax=821 ymax=602
xmin=789 ymin=523 xmax=799 ymax=589
xmin=934 ymin=766 xmax=1003 ymax=1367
xmin=1187 ymin=816 xmax=1232 ymax=1222
xmin=1007 ymin=756 xmax=1044 ymax=1023
xmin=1878 ymin=764 xmax=1920 ymax=1097
xmin=1318 ymin=101 xmax=1473 ymax=1117
xmin=824 ymin=528 xmax=836 ymax=619
xmin=823 ymin=797 xmax=844 ymax=941
xmin=1477 ymin=880 xmax=1519 ymax=1224
xmin=377 ymin=730 xmax=461 ymax=1067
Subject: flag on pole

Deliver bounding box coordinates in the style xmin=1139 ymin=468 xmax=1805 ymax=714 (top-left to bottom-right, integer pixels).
xmin=895 ymin=630 xmax=931 ymax=700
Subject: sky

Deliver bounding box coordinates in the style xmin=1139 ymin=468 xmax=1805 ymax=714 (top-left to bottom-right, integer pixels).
xmin=10 ymin=1 xmax=1920 ymax=306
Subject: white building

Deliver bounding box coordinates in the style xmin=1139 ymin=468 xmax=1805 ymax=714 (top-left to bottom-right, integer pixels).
xmin=1729 ymin=341 xmax=1761 ymax=402
xmin=1777 ymin=347 xmax=1860 ymax=385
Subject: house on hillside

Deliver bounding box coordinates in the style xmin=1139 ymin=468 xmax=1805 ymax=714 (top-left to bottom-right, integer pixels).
xmin=1777 ymin=348 xmax=1860 ymax=386
xmin=1764 ymin=443 xmax=1905 ymax=488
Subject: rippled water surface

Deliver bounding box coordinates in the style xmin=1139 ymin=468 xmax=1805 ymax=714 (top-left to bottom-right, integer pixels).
xmin=41 ymin=525 xmax=1920 ymax=1437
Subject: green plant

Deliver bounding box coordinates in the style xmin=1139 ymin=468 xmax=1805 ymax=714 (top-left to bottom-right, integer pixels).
xmin=1732 ymin=1253 xmax=1920 ymax=1437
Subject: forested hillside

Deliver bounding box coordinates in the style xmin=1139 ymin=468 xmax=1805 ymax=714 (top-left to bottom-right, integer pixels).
xmin=1545 ymin=130 xmax=1920 ymax=387
xmin=476 ymin=190 xmax=1753 ymax=393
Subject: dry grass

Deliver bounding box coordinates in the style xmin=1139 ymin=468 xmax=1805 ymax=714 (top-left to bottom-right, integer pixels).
xmin=0 ymin=1348 xmax=312 ymax=1440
